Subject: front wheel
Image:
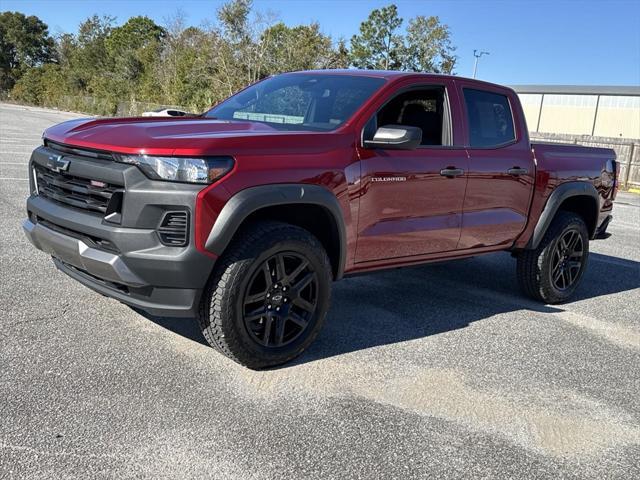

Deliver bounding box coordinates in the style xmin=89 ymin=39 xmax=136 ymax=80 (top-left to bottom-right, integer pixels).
xmin=197 ymin=221 xmax=332 ymax=369
xmin=516 ymin=211 xmax=589 ymax=304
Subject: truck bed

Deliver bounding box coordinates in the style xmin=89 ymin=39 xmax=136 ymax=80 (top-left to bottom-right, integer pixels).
xmin=524 ymin=141 xmax=618 ymax=245
xmin=531 ymin=142 xmax=616 ymax=180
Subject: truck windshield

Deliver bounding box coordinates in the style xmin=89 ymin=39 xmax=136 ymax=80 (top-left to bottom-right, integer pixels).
xmin=205 ymin=74 xmax=386 ymax=131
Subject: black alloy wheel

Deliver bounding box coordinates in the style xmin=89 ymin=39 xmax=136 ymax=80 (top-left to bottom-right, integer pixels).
xmin=550 ymin=228 xmax=584 ymax=291
xmin=197 ymin=221 xmax=332 ymax=369
xmin=516 ymin=211 xmax=590 ymax=304
xmin=242 ymin=252 xmax=318 ymax=348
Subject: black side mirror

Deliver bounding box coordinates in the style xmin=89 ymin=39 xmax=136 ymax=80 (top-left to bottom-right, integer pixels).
xmin=363 ymin=125 xmax=422 ymax=150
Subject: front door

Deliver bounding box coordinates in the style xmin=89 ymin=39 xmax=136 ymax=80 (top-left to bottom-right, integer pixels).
xmin=355 ymin=84 xmax=468 ymax=263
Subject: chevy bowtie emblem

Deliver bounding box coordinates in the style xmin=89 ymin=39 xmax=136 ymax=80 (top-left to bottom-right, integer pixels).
xmin=47 ymin=154 xmax=70 ymax=173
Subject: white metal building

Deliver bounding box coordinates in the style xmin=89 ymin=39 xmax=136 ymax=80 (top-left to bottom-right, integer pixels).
xmin=511 ymin=85 xmax=640 ymax=139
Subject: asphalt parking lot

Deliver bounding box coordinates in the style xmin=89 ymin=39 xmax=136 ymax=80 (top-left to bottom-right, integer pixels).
xmin=1 ymin=102 xmax=639 ymax=479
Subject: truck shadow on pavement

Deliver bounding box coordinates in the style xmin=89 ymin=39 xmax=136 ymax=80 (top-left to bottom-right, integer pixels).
xmin=141 ymin=251 xmax=640 ymax=364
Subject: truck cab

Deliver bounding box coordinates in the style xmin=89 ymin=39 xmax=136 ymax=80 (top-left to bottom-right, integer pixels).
xmin=354 ymin=75 xmax=536 ymax=265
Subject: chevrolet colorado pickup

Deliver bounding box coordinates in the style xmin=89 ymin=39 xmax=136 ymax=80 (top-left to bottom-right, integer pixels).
xmin=24 ymin=70 xmax=618 ymax=368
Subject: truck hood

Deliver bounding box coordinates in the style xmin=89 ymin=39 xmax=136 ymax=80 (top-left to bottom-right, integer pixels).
xmin=44 ymin=116 xmax=350 ymax=156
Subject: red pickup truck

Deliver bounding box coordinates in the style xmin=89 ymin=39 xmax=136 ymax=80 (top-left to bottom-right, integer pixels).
xmin=24 ymin=70 xmax=618 ymax=368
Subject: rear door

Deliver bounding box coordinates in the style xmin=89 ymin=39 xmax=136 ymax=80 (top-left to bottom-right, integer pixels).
xmin=456 ymin=81 xmax=535 ymax=249
xmin=354 ymin=79 xmax=469 ymax=263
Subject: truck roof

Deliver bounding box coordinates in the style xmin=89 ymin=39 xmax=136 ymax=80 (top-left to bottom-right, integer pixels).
xmin=290 ymin=69 xmax=450 ymax=79
xmin=287 ymin=69 xmax=507 ymax=90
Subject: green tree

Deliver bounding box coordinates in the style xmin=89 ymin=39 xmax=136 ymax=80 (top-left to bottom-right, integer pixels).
xmin=106 ymin=16 xmax=164 ymax=56
xmin=167 ymin=27 xmax=218 ymax=109
xmin=325 ymin=38 xmax=350 ymax=69
xmin=11 ymin=63 xmax=64 ymax=104
xmin=350 ymin=4 xmax=404 ymax=70
xmin=156 ymin=16 xmax=220 ymax=111
xmin=405 ymin=15 xmax=456 ymax=73
xmin=261 ymin=22 xmax=333 ymax=73
xmin=10 ymin=64 xmax=45 ymax=103
xmin=104 ymin=16 xmax=165 ymax=102
xmin=55 ymin=33 xmax=76 ymax=67
xmin=68 ymin=15 xmax=115 ymax=93
xmin=215 ymin=0 xmax=271 ymax=91
xmin=217 ymin=0 xmax=252 ymax=47
xmin=349 ymin=4 xmax=457 ymax=74
xmin=0 ymin=11 xmax=55 ymax=91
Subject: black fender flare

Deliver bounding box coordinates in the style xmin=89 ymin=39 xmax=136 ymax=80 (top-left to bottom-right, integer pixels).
xmin=205 ymin=184 xmax=347 ymax=279
xmin=526 ymin=181 xmax=600 ymax=249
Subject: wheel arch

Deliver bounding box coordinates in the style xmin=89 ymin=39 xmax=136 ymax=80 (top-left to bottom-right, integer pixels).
xmin=526 ymin=181 xmax=600 ymax=250
xmin=205 ymin=184 xmax=346 ymax=279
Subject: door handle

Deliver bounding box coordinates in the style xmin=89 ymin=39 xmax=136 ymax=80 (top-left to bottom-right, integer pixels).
xmin=440 ymin=167 xmax=464 ymax=178
xmin=507 ymin=167 xmax=528 ymax=176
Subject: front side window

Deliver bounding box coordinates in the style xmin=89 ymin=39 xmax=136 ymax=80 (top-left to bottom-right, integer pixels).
xmin=463 ymin=89 xmax=515 ymax=147
xmin=365 ymin=87 xmax=449 ymax=146
xmin=206 ymin=74 xmax=385 ymax=131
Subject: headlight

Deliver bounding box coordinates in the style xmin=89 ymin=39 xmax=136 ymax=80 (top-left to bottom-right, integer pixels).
xmin=116 ymin=155 xmax=234 ymax=184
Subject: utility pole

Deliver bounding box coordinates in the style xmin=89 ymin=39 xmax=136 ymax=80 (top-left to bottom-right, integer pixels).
xmin=472 ymin=50 xmax=490 ymax=78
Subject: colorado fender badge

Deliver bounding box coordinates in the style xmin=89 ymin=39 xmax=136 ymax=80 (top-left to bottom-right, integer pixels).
xmin=371 ymin=176 xmax=407 ymax=183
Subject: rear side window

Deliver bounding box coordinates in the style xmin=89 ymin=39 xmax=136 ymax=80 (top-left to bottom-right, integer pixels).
xmin=463 ymin=88 xmax=515 ymax=147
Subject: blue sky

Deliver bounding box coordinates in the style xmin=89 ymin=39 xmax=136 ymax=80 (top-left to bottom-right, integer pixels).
xmin=4 ymin=0 xmax=640 ymax=85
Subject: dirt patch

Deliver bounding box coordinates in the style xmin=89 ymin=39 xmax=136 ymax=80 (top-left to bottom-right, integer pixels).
xmin=237 ymin=361 xmax=640 ymax=459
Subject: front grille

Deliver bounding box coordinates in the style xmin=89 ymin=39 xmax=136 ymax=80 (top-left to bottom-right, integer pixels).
xmin=157 ymin=211 xmax=189 ymax=246
xmin=34 ymin=164 xmax=119 ymax=214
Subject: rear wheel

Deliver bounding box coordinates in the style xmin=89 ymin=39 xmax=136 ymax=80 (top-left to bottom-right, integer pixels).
xmin=516 ymin=211 xmax=589 ymax=304
xmin=197 ymin=221 xmax=332 ymax=369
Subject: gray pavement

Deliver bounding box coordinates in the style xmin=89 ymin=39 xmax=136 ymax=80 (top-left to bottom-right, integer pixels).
xmin=1 ymin=103 xmax=639 ymax=479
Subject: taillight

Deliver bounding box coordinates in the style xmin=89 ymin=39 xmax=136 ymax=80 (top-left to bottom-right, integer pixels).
xmin=605 ymin=158 xmax=619 ymax=200
xmin=613 ymin=160 xmax=620 ymax=200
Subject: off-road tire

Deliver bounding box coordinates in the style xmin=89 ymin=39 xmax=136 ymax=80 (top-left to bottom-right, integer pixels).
xmin=516 ymin=211 xmax=589 ymax=304
xmin=197 ymin=221 xmax=332 ymax=369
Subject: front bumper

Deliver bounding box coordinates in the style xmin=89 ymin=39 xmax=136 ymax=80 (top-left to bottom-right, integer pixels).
xmin=24 ymin=144 xmax=218 ymax=317
xmin=23 ymin=218 xmax=146 ymax=286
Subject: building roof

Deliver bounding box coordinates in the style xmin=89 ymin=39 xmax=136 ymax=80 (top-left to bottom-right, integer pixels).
xmin=510 ymin=85 xmax=640 ymax=96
